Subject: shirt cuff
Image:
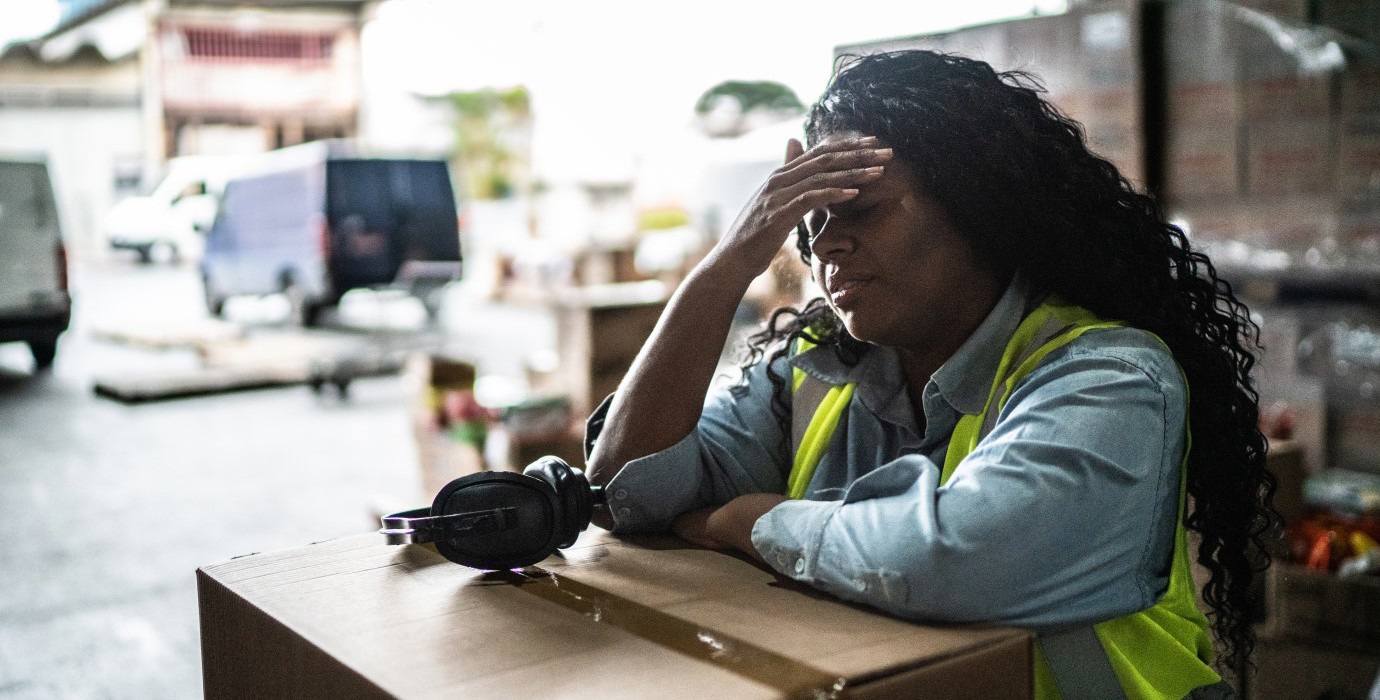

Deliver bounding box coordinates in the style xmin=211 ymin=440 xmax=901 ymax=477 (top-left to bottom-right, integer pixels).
xmin=602 ymin=431 xmax=706 ymax=533
xmin=750 ymin=498 xmax=841 ymax=583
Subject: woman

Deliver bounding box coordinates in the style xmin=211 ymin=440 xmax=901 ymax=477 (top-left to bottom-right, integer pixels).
xmin=585 ymin=50 xmax=1276 ymax=699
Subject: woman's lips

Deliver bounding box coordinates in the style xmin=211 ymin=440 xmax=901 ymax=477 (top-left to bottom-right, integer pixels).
xmin=828 ymin=276 xmax=873 ymax=306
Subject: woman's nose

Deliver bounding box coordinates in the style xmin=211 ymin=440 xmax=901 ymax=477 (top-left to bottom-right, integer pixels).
xmin=808 ymin=218 xmax=855 ymax=261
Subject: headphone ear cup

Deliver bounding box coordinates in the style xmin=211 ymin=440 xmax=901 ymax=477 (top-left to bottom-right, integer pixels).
xmin=430 ymin=471 xmax=562 ymax=570
xmin=524 ymin=456 xmax=593 ymax=549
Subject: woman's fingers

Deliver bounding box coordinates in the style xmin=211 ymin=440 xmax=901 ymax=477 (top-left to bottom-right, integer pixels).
xmin=710 ymin=136 xmax=889 ymax=277
xmin=792 ymin=163 xmax=886 ymax=193
xmin=786 ymin=147 xmax=892 ymax=186
xmin=764 ymin=159 xmax=886 ymax=226
xmin=781 ymin=136 xmax=890 ymax=180
xmin=766 ymin=138 xmax=891 ymax=213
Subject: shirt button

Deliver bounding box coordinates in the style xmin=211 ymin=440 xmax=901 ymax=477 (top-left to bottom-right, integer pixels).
xmin=613 ymin=489 xmax=628 ymax=501
xmin=617 ymin=507 xmax=631 ymax=519
xmin=775 ymin=553 xmax=787 ymax=567
xmin=854 ymin=578 xmax=868 ymax=592
xmin=793 ymin=558 xmax=805 ymax=575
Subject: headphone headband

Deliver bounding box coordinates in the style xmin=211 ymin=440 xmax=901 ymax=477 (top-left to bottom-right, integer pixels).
xmin=380 ymin=506 xmax=520 ymax=545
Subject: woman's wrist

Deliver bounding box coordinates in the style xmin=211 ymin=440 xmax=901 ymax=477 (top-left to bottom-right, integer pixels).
xmin=706 ymin=494 xmax=788 ymax=563
xmin=694 ymin=242 xmax=775 ymax=293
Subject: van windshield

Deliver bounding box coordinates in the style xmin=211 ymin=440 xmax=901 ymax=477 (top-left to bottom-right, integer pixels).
xmin=148 ymin=171 xmax=209 ymax=202
xmin=0 ymin=162 xmax=54 ymax=232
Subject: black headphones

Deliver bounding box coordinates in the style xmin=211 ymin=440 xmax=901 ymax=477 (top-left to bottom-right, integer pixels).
xmin=379 ymin=456 xmax=607 ymax=570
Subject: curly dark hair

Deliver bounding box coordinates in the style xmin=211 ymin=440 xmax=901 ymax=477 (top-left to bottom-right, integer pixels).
xmin=737 ymin=49 xmax=1279 ymax=678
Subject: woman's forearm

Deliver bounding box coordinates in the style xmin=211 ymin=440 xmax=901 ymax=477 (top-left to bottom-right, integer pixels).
xmin=584 ymin=135 xmax=889 ymax=487
xmin=585 ymin=254 xmax=756 ymax=486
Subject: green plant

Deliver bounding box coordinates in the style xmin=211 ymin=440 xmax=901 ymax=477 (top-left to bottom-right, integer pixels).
xmin=694 ymin=80 xmax=803 ymax=115
xmin=448 ymin=86 xmax=532 ymax=200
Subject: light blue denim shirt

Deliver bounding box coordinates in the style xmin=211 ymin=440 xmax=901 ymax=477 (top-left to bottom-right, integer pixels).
xmin=590 ymin=279 xmax=1186 ymax=629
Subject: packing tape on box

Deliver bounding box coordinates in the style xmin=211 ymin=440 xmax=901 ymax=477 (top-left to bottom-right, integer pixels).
xmin=493 ymin=566 xmax=850 ymax=699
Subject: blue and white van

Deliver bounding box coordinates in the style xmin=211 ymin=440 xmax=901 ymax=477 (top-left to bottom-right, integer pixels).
xmin=200 ymin=141 xmax=462 ymax=326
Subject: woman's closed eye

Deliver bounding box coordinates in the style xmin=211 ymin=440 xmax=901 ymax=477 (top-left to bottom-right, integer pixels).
xmin=830 ymin=201 xmax=876 ymax=220
xmin=809 ymin=202 xmax=876 ymax=238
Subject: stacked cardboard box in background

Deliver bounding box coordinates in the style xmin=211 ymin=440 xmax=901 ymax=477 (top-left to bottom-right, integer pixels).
xmin=1164 ymin=0 xmax=1380 ymax=275
xmin=1142 ymin=6 xmax=1380 ymax=697
xmin=837 ymin=0 xmax=1147 ymax=186
xmin=840 ymin=0 xmax=1380 ymax=283
xmin=552 ymin=282 xmax=668 ymax=419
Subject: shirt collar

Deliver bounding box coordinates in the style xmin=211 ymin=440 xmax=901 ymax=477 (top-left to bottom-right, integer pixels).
xmin=930 ymin=275 xmax=1035 ymax=414
xmin=788 ymin=275 xmax=1036 ymax=417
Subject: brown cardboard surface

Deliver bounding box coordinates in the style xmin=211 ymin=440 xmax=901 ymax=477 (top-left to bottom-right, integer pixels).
xmin=1245 ymin=120 xmax=1336 ymax=197
xmin=199 ymin=531 xmax=1031 ymax=700
xmin=1318 ymin=0 xmax=1380 ymax=44
xmin=552 ymin=284 xmax=666 ymax=417
xmin=1166 ymin=122 xmax=1242 ymax=199
xmin=1339 ymin=116 xmax=1380 ymax=197
xmin=832 ymin=1 xmax=1144 ymax=183
xmin=1166 ymin=82 xmax=1243 ymax=127
xmin=1169 ymin=201 xmax=1250 ymax=243
xmin=1239 ymin=196 xmax=1339 ymax=253
xmin=1240 ymin=77 xmax=1333 ymax=122
xmin=1246 ymin=636 xmax=1380 ymax=700
xmin=1341 ymin=70 xmax=1380 ymax=117
xmin=1260 ymin=562 xmax=1380 ymax=650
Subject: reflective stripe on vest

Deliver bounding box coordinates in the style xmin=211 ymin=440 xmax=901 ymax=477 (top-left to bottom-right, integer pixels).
xmin=787 ymin=300 xmax=1222 ymax=700
xmin=789 ymin=336 xmax=856 ymax=500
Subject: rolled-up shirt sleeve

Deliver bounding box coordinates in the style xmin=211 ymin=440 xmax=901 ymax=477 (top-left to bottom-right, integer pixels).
xmin=751 ymin=339 xmax=1187 ymax=629
xmin=591 ymin=356 xmax=794 ymax=532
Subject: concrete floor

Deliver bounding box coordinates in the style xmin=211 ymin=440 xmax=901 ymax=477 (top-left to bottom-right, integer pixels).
xmin=0 ymin=260 xmax=554 ymax=699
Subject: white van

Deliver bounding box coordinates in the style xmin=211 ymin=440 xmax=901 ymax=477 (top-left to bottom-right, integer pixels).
xmin=0 ymin=157 xmax=70 ymax=369
xmin=102 ymin=155 xmax=250 ymax=264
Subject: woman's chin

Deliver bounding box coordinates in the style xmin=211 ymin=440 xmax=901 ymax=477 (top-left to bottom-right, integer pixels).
xmin=836 ymin=313 xmax=876 ymax=345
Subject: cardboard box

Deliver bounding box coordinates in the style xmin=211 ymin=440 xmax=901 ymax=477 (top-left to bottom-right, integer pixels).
xmin=1245 ymin=121 xmax=1336 ymax=196
xmin=1165 ymin=123 xmax=1242 ymax=199
xmin=1338 ymin=195 xmax=1380 ymax=264
xmin=1240 ymin=77 xmax=1333 ymax=123
xmin=1339 ymin=116 xmax=1380 ymax=197
xmin=1245 ymin=636 xmax=1380 ymax=700
xmin=1239 ymin=196 xmax=1339 ymax=253
xmin=406 ymin=354 xmax=490 ymax=497
xmin=553 ymin=282 xmax=668 ymax=417
xmin=1259 ymin=562 xmax=1380 ymax=649
xmin=1006 ymin=12 xmax=1082 ymax=98
xmin=1341 ymin=70 xmax=1380 ymax=117
xmin=1266 ymin=439 xmax=1309 ymax=525
xmin=833 ymin=0 xmax=1146 ymax=184
xmin=1334 ymin=408 xmax=1380 ymax=475
xmin=1171 ymin=201 xmax=1251 ymax=244
xmin=198 ymin=531 xmax=1032 ymax=699
xmin=1166 ymin=80 xmax=1243 ymax=128
xmin=1317 ymin=0 xmax=1380 ymax=43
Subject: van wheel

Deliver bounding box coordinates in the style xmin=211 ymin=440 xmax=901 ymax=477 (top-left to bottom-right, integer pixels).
xmin=302 ymin=302 xmax=324 ymax=328
xmin=202 ymin=273 xmax=226 ymax=317
xmin=149 ymin=241 xmax=179 ymax=264
xmin=28 ymin=338 xmax=57 ymax=370
xmin=282 ymin=279 xmax=324 ymax=327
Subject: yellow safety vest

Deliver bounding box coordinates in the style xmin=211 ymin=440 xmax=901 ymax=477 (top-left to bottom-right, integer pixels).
xmin=788 ymin=299 xmax=1221 ymax=700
